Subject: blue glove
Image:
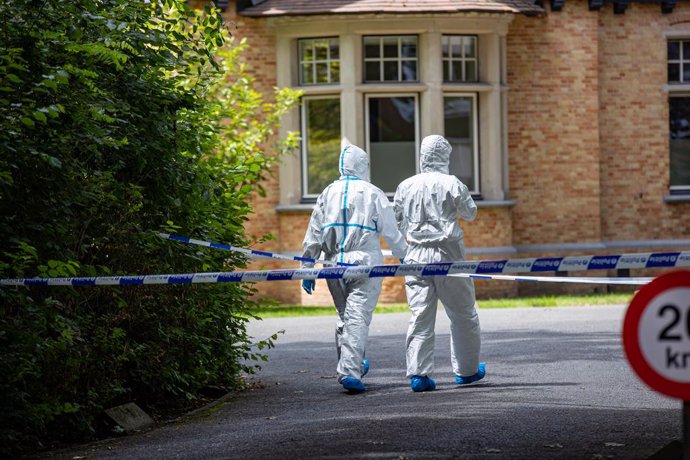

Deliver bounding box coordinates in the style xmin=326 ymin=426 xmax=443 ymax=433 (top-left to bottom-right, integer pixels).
xmin=302 ymin=279 xmax=315 ymax=295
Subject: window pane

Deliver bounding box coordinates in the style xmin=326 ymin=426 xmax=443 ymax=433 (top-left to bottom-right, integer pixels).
xmin=365 ymin=61 xmax=380 ymax=81
xmin=314 ymin=41 xmax=328 ymax=60
xmin=465 ymin=61 xmax=477 ymax=81
xmin=684 ymin=63 xmax=690 ymax=83
xmin=444 ymin=96 xmax=476 ymax=191
xmin=451 ymin=61 xmax=463 ymax=82
xmin=368 ymin=97 xmax=417 ymax=193
xmin=669 ymin=40 xmax=680 ymax=60
xmin=684 ymin=41 xmax=690 ymax=61
xmin=402 ymin=61 xmax=417 ymax=81
xmin=329 ymin=39 xmax=339 ymax=59
xmin=300 ymin=40 xmax=314 ymax=61
xmin=670 ymin=97 xmax=690 ymax=188
xmin=383 ymin=60 xmax=398 ymax=81
xmin=364 ymin=37 xmax=380 ymax=58
xmin=669 ymin=63 xmax=680 ymax=82
xmin=443 ymin=61 xmax=451 ymax=81
xmin=316 ymin=63 xmax=329 ymax=83
xmin=442 ymin=37 xmax=451 ymax=59
xmin=452 ymin=38 xmax=462 ymax=59
xmin=330 ymin=61 xmax=340 ymax=82
xmin=305 ymin=98 xmax=342 ymax=195
xmin=401 ymin=36 xmax=417 ymax=58
xmin=301 ymin=63 xmax=314 ymax=85
xmin=464 ymin=37 xmax=476 ymax=58
xmin=383 ymin=36 xmax=399 ymax=58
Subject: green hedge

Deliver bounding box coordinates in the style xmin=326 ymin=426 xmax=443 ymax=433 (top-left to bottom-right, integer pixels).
xmin=0 ymin=0 xmax=299 ymax=454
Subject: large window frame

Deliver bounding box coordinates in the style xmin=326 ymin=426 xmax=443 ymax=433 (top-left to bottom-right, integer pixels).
xmin=300 ymin=95 xmax=343 ymax=199
xmin=669 ymin=93 xmax=690 ymax=194
xmin=272 ymin=17 xmax=512 ymax=205
xmin=363 ymin=35 xmax=419 ymax=83
xmin=444 ymin=93 xmax=480 ymax=194
xmin=667 ymin=35 xmax=690 ymax=196
xmin=364 ymin=93 xmax=420 ymax=195
xmin=298 ymin=37 xmax=340 ymax=86
xmin=442 ymin=35 xmax=478 ymax=83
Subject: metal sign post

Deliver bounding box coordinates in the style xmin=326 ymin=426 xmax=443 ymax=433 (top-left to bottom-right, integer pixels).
xmin=623 ymin=270 xmax=690 ymax=460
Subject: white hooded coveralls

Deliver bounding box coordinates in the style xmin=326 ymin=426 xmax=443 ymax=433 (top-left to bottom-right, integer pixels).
xmin=302 ymin=145 xmax=408 ymax=381
xmin=394 ymin=135 xmax=481 ymax=378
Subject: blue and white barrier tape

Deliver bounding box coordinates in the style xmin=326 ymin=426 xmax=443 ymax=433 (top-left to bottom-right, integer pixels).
xmin=0 ymin=254 xmax=680 ymax=287
xmin=157 ymin=232 xmax=355 ymax=267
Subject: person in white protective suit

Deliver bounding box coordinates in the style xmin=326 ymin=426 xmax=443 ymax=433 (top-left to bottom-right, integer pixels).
xmin=394 ymin=134 xmax=486 ymax=392
xmin=301 ymin=144 xmax=408 ymax=394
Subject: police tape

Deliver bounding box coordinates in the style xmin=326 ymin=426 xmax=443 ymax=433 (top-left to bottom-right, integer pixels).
xmin=0 ymin=255 xmax=678 ymax=287
xmin=157 ymin=232 xmax=355 ymax=267
xmin=158 ymin=233 xmax=690 ymax=274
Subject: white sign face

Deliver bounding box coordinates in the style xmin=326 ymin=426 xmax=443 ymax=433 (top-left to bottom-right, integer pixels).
xmin=638 ymin=287 xmax=690 ymax=383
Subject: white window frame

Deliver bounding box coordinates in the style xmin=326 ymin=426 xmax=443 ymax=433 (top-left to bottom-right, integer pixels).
xmin=442 ymin=35 xmax=478 ymax=82
xmin=300 ymin=95 xmax=342 ymax=199
xmin=364 ymin=92 xmax=420 ymax=195
xmin=443 ymin=92 xmax=480 ymax=194
xmin=298 ymin=37 xmax=340 ymax=86
xmin=363 ymin=35 xmax=419 ymax=83
xmin=669 ymin=93 xmax=690 ymax=193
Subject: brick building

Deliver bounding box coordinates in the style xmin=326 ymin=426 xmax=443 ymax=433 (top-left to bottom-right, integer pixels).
xmin=217 ymin=0 xmax=690 ymax=305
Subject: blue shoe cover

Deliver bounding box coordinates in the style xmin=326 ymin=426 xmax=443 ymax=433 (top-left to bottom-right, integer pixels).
xmin=361 ymin=359 xmax=369 ymax=377
xmin=342 ymin=377 xmax=365 ymax=394
xmin=455 ymin=362 xmax=486 ymax=385
xmin=409 ymin=375 xmax=436 ymax=392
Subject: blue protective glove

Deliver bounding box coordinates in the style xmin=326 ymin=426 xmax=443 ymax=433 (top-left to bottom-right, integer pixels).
xmin=302 ymin=279 xmax=315 ymax=295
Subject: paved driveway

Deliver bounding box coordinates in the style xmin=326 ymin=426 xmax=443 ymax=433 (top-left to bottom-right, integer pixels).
xmin=54 ymin=305 xmax=681 ymax=459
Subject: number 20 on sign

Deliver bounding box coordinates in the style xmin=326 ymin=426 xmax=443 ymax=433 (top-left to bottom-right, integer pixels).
xmin=623 ymin=270 xmax=690 ymax=400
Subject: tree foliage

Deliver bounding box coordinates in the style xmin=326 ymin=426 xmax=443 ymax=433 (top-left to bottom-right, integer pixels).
xmin=0 ymin=0 xmax=299 ymax=454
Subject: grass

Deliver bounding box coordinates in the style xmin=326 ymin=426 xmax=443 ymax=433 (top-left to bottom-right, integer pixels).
xmin=251 ymin=292 xmax=635 ymax=318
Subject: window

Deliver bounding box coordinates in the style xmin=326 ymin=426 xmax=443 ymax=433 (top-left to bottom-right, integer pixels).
xmin=442 ymin=35 xmax=477 ymax=82
xmin=668 ymin=39 xmax=690 ymax=83
xmin=301 ymin=97 xmax=342 ymax=196
xmin=366 ymin=95 xmax=418 ymax=193
xmin=299 ymin=38 xmax=340 ymax=85
xmin=363 ymin=35 xmax=418 ymax=82
xmin=444 ymin=95 xmax=479 ymax=193
xmin=669 ymin=96 xmax=690 ymax=192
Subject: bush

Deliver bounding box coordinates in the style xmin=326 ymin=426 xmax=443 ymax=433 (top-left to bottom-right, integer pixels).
xmin=0 ymin=0 xmax=299 ymax=454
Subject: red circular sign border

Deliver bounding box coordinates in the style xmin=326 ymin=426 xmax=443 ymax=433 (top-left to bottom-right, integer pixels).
xmin=623 ymin=270 xmax=690 ymax=400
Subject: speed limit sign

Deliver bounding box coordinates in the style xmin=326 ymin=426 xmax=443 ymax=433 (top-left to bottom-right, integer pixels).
xmin=623 ymin=270 xmax=690 ymax=400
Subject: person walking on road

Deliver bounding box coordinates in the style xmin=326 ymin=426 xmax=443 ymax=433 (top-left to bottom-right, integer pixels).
xmin=301 ymin=144 xmax=408 ymax=394
xmin=394 ymin=134 xmax=485 ymax=392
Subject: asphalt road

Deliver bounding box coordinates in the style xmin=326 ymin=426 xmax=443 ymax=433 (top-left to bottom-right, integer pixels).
xmin=52 ymin=305 xmax=681 ymax=459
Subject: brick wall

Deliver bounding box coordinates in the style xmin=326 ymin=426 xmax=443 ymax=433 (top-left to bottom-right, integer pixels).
xmin=508 ymin=2 xmax=602 ymax=247
xmin=598 ymin=3 xmax=690 ymax=240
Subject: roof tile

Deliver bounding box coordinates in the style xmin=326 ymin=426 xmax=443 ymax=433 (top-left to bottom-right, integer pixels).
xmin=240 ymin=0 xmax=544 ymax=17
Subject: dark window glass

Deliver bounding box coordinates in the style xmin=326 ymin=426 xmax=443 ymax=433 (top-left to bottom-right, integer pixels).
xmin=402 ymin=61 xmax=417 ymax=81
xmin=383 ymin=37 xmax=398 ymax=58
xmin=444 ymin=96 xmax=477 ymax=191
xmin=364 ymin=38 xmax=380 ymax=58
xmin=365 ymin=61 xmax=380 ymax=81
xmin=383 ymin=61 xmax=398 ymax=81
xmin=670 ymin=97 xmax=690 ymax=188
xmin=669 ymin=63 xmax=680 ymax=82
xmin=368 ymin=97 xmax=417 ymax=193
xmin=669 ymin=40 xmax=680 ymax=60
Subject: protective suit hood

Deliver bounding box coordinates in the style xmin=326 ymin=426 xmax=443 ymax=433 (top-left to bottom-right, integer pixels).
xmin=339 ymin=145 xmax=370 ymax=181
xmin=420 ymin=135 xmax=450 ymax=174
